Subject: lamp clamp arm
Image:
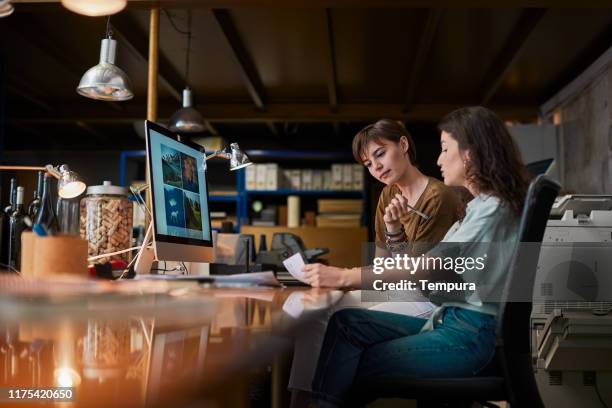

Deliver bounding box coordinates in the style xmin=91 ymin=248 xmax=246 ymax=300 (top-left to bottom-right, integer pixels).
xmin=204 ymin=149 xmax=231 ymax=162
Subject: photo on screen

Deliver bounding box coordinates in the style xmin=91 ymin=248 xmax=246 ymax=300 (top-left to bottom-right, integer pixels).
xmin=180 ymin=153 xmax=199 ymax=193
xmin=161 ymin=144 xmax=183 ymax=188
xmin=164 ymin=185 xmax=186 ymax=228
xmin=183 ymin=191 xmax=203 ymax=231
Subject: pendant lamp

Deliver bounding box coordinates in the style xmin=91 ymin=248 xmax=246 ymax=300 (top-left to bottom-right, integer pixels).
xmin=0 ymin=0 xmax=14 ymax=18
xmin=169 ymin=11 xmax=205 ymax=133
xmin=61 ymin=0 xmax=126 ymax=17
xmin=77 ymin=17 xmax=134 ymax=101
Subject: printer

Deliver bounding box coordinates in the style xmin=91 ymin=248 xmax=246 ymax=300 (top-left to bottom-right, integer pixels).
xmin=532 ymin=195 xmax=612 ymax=407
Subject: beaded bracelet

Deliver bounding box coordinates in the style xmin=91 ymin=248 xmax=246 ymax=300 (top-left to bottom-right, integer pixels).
xmin=384 ymin=225 xmax=405 ymax=237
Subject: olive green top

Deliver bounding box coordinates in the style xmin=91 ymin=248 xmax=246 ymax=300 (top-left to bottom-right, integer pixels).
xmin=374 ymin=177 xmax=461 ymax=254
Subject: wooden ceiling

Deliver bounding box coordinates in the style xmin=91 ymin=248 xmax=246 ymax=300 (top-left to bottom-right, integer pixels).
xmin=1 ymin=1 xmax=611 ymax=151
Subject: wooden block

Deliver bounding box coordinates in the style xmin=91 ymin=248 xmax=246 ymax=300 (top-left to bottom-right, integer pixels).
xmin=21 ymin=231 xmax=88 ymax=278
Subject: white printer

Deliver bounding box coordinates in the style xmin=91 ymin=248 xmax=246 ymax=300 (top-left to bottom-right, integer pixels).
xmin=532 ymin=195 xmax=612 ymax=407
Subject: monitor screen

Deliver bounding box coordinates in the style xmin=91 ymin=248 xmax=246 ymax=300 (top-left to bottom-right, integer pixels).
xmin=145 ymin=121 xmax=212 ymax=248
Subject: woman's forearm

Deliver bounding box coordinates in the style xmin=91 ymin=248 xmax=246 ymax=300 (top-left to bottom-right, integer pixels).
xmin=342 ymin=267 xmax=362 ymax=288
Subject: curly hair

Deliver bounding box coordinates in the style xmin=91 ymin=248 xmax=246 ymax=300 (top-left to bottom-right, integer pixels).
xmin=438 ymin=106 xmax=530 ymax=217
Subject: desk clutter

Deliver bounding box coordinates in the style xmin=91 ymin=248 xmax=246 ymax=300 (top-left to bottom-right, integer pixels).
xmin=0 ymin=173 xmax=133 ymax=277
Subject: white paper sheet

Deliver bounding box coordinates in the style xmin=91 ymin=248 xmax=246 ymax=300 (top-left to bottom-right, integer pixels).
xmin=282 ymin=253 xmax=307 ymax=283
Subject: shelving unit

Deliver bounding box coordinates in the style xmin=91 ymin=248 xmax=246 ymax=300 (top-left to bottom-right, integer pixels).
xmin=119 ymin=149 xmax=369 ymax=231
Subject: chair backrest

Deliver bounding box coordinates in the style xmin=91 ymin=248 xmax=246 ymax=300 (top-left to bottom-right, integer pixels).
xmin=496 ymin=175 xmax=560 ymax=406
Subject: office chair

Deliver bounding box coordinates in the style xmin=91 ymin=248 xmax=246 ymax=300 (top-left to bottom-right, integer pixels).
xmin=349 ymin=175 xmax=561 ymax=407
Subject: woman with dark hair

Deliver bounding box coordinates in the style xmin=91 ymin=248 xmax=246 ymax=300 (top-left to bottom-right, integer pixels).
xmin=302 ymin=118 xmax=461 ymax=288
xmin=288 ymin=119 xmax=461 ymax=406
xmin=309 ymin=107 xmax=530 ymax=407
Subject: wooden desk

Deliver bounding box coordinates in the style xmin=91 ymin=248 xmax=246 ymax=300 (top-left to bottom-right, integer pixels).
xmin=0 ymin=277 xmax=341 ymax=407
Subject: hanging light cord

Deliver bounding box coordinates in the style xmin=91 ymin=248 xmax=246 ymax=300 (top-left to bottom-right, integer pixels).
xmin=164 ymin=9 xmax=192 ymax=87
xmin=185 ymin=11 xmax=192 ymax=87
xmin=105 ymin=15 xmax=113 ymax=39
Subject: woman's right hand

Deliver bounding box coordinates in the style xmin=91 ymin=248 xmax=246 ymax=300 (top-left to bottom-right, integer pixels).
xmin=383 ymin=193 xmax=409 ymax=233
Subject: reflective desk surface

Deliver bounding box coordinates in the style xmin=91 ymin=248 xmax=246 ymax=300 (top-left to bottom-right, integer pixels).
xmin=0 ymin=275 xmax=342 ymax=407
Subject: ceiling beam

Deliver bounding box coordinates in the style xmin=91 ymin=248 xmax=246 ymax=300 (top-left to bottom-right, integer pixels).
xmin=324 ymin=8 xmax=339 ymax=112
xmin=404 ymin=8 xmax=442 ymax=111
xmin=12 ymin=1 xmax=612 ymax=8
xmin=212 ymin=9 xmax=267 ymax=111
xmin=112 ymin=12 xmax=183 ymax=102
xmin=265 ymin=121 xmax=280 ymax=137
xmin=480 ymin=8 xmax=547 ymax=105
xmin=8 ymin=102 xmax=539 ymax=123
xmin=6 ymin=83 xmax=54 ymax=113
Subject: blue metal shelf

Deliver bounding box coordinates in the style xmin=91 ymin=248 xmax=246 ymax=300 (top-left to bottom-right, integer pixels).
xmin=209 ymin=195 xmax=240 ymax=202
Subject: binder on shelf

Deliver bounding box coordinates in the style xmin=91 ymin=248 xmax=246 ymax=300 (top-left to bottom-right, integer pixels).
xmin=331 ymin=164 xmax=343 ymax=190
xmin=282 ymin=169 xmax=292 ymax=190
xmin=353 ymin=164 xmax=364 ymax=191
xmin=256 ymin=164 xmax=267 ymax=190
xmin=323 ymin=170 xmax=333 ymax=190
xmin=290 ymin=170 xmax=301 ymax=190
xmin=342 ymin=164 xmax=353 ymax=190
xmin=312 ymin=170 xmax=323 ymax=190
xmin=246 ymin=164 xmax=257 ymax=190
xmin=265 ymin=163 xmax=279 ymax=190
xmin=302 ymin=169 xmax=313 ymax=190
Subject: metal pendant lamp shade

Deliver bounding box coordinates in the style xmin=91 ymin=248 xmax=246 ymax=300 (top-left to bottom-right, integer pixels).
xmin=229 ymin=143 xmax=252 ymax=171
xmin=0 ymin=0 xmax=14 ymax=18
xmin=61 ymin=0 xmax=126 ymax=17
xmin=77 ymin=38 xmax=134 ymax=101
xmin=169 ymin=87 xmax=205 ymax=133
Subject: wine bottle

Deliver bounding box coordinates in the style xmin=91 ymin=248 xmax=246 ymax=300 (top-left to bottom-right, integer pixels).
xmin=27 ymin=171 xmax=44 ymax=219
xmin=4 ymin=178 xmax=16 ymax=215
xmin=1 ymin=178 xmax=17 ymax=267
xmin=8 ymin=187 xmax=26 ymax=270
xmin=34 ymin=174 xmax=59 ymax=235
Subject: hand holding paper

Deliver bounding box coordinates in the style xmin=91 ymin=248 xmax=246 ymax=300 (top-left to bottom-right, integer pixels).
xmin=282 ymin=252 xmax=307 ymax=283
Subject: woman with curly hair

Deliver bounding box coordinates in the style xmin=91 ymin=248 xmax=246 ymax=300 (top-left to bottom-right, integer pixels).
xmin=309 ymin=106 xmax=530 ymax=407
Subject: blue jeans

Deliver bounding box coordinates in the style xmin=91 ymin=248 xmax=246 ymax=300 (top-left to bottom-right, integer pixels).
xmin=311 ymin=306 xmax=497 ymax=406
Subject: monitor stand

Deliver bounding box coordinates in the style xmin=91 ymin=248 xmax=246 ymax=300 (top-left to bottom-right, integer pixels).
xmin=134 ymin=223 xmax=155 ymax=274
xmin=133 ymin=223 xmax=212 ymax=276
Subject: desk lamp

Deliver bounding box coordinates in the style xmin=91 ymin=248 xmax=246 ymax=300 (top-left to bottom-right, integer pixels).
xmin=204 ymin=143 xmax=252 ymax=171
xmin=0 ymin=164 xmax=86 ymax=199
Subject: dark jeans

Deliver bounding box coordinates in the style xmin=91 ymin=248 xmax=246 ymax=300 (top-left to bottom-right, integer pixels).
xmin=311 ymin=306 xmax=497 ymax=406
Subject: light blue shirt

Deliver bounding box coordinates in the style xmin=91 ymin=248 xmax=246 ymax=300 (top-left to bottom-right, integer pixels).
xmin=421 ymin=193 xmax=520 ymax=330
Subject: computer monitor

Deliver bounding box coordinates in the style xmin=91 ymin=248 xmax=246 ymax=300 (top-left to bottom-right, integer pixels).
xmin=144 ymin=120 xmax=214 ymax=262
